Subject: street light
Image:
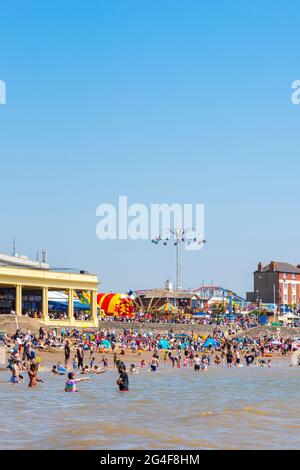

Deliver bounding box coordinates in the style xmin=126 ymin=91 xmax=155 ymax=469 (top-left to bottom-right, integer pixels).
xmin=151 ymin=226 xmax=206 ymax=296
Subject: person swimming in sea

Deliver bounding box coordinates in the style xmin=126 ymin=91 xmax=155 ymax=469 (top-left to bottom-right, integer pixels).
xmin=80 ymin=365 xmax=90 ymax=374
xmin=130 ymin=364 xmax=139 ymax=374
xmin=92 ymin=365 xmax=106 ymax=375
xmin=65 ymin=372 xmax=90 ymax=392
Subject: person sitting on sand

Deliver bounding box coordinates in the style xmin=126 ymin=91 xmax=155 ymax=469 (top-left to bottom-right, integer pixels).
xmin=65 ymin=372 xmax=89 ymax=392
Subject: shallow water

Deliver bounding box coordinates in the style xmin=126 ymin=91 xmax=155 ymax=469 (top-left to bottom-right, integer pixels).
xmin=1 ymin=364 xmax=300 ymax=449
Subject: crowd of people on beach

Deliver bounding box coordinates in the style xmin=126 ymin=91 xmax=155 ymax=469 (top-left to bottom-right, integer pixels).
xmin=2 ymin=321 xmax=300 ymax=392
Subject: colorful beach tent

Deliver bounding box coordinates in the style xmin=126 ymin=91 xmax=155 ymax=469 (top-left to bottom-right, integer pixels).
xmin=157 ymin=303 xmax=179 ymax=314
xmin=97 ymin=293 xmax=134 ymax=317
xmin=158 ymin=339 xmax=171 ymax=349
xmin=203 ymin=338 xmax=219 ymax=348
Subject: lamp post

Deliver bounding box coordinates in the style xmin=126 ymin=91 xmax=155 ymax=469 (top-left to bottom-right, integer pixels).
xmin=152 ymin=227 xmax=206 ymax=305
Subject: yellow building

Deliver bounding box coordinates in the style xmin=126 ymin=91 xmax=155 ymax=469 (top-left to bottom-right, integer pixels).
xmin=0 ymin=254 xmax=99 ymax=328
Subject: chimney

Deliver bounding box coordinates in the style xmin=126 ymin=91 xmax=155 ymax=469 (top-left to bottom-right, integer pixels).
xmin=258 ymin=262 xmax=263 ymax=272
xmin=270 ymin=261 xmax=276 ymax=272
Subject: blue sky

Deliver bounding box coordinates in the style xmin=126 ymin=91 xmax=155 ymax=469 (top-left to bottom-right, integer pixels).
xmin=0 ymin=0 xmax=300 ymax=296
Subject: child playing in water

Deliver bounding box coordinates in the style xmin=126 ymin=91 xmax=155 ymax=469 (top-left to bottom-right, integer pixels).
xmin=130 ymin=364 xmax=139 ymax=374
xmin=92 ymin=365 xmax=106 ymax=375
xmin=28 ymin=363 xmax=44 ymax=387
xmin=183 ymin=357 xmax=189 ymax=367
xmin=72 ymin=356 xmax=78 ymax=370
xmin=65 ymin=372 xmax=90 ymax=392
xmin=51 ymin=365 xmax=65 ymax=375
xmin=101 ymin=356 xmax=109 ymax=368
xmin=90 ymin=356 xmax=95 ymax=368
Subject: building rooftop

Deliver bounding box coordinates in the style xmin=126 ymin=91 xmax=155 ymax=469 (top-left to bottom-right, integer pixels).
xmin=135 ymin=288 xmax=200 ymax=300
xmin=256 ymin=261 xmax=300 ymax=274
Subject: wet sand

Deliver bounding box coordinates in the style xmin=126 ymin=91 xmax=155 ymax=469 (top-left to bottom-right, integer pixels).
xmin=35 ymin=347 xmax=293 ymax=370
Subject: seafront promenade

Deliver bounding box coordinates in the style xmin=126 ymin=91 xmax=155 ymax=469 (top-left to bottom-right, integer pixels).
xmin=2 ymin=314 xmax=300 ymax=339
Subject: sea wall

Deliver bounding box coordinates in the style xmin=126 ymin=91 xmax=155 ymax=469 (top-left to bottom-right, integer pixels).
xmin=98 ymin=320 xmax=228 ymax=336
xmin=99 ymin=320 xmax=300 ymax=339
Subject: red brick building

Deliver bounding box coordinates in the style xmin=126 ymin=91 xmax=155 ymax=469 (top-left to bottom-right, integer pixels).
xmin=247 ymin=261 xmax=300 ymax=306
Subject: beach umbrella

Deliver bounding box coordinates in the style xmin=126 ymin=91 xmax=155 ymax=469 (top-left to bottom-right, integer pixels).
xmin=203 ymin=338 xmax=219 ymax=348
xmin=100 ymin=339 xmax=111 ymax=349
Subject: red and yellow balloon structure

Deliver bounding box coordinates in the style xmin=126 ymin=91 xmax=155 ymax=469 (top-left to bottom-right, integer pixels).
xmin=97 ymin=293 xmax=135 ymax=318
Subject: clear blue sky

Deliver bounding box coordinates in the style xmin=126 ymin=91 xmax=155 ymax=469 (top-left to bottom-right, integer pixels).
xmin=0 ymin=0 xmax=299 ymax=296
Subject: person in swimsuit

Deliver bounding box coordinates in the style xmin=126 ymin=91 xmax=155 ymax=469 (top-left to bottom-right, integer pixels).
xmin=65 ymin=372 xmax=89 ymax=392
xmin=10 ymin=360 xmax=23 ymax=384
xmin=194 ymin=354 xmax=201 ymax=371
xmin=92 ymin=365 xmax=106 ymax=375
xmin=28 ymin=363 xmax=44 ymax=387
xmin=150 ymin=356 xmax=159 ymax=372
